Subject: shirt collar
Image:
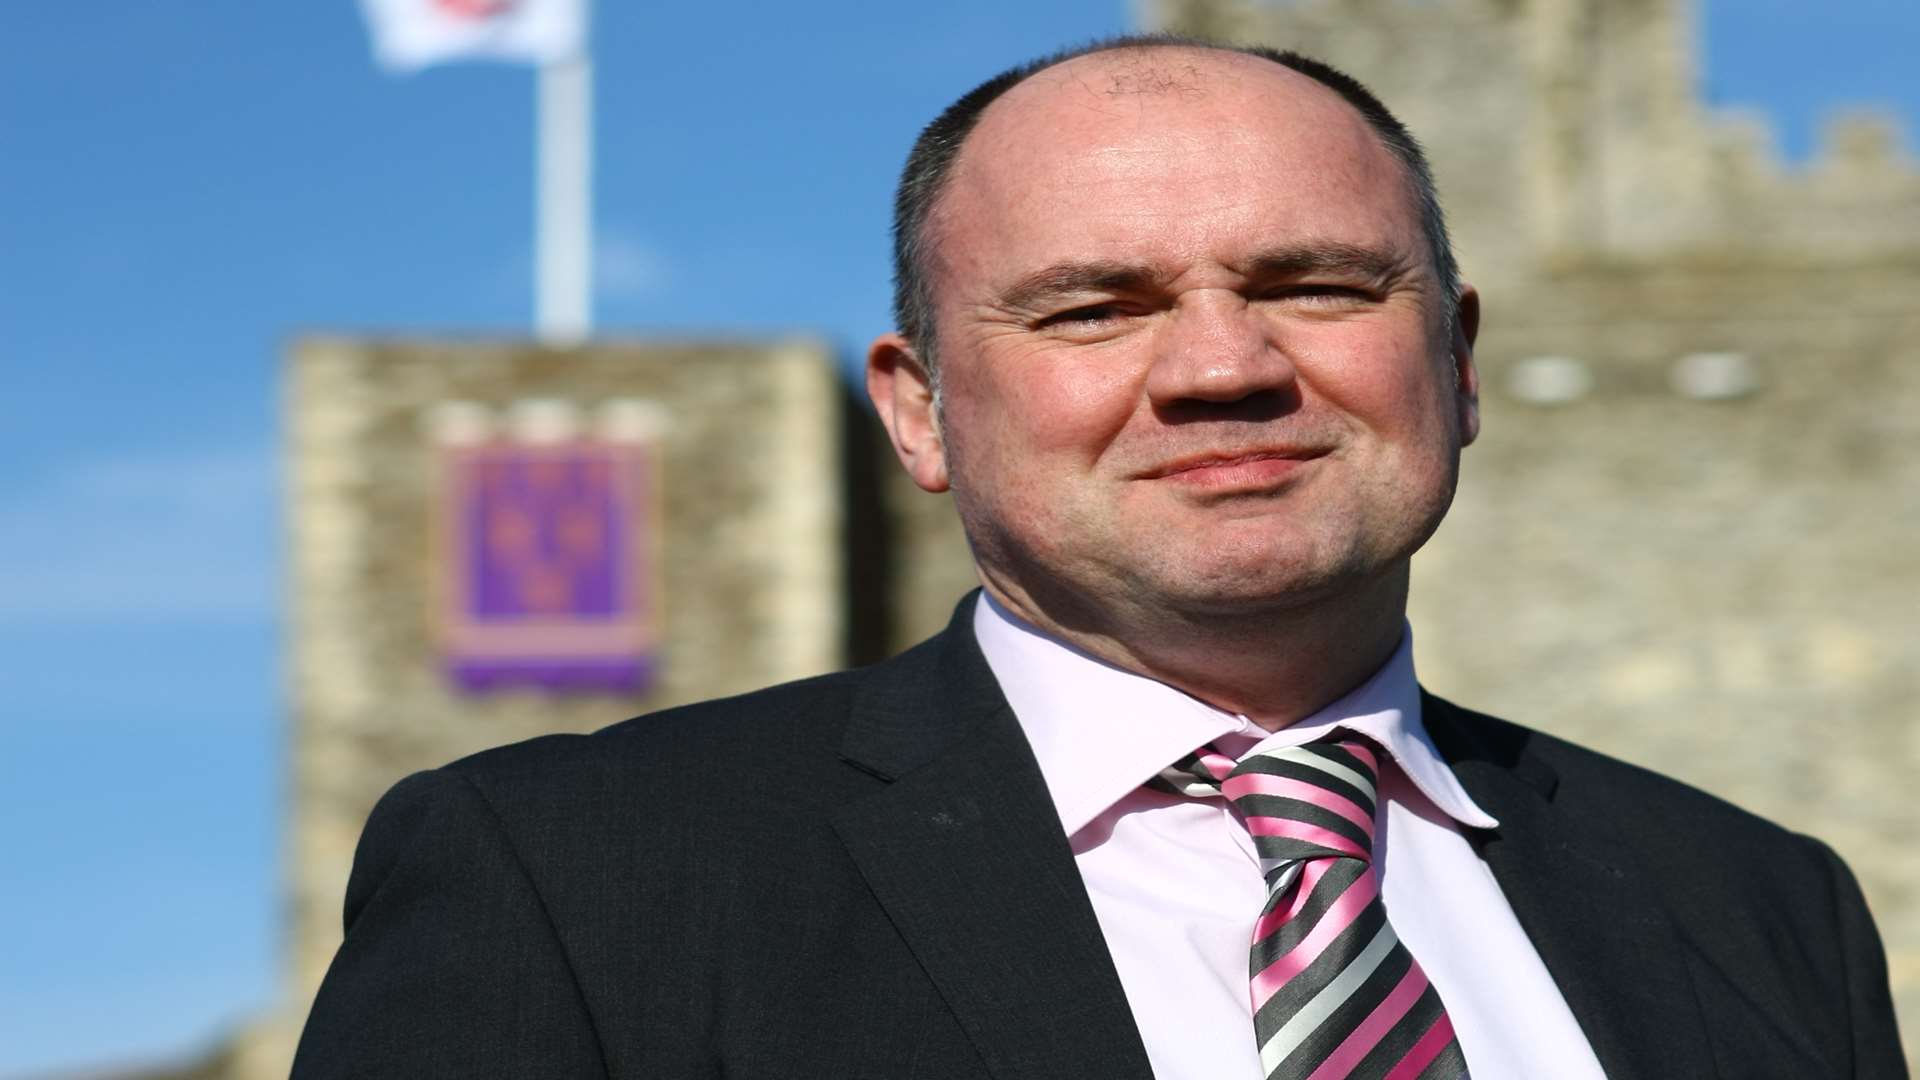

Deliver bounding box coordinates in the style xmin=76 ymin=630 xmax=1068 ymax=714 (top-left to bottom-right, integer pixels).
xmin=972 ymin=593 xmax=1498 ymax=835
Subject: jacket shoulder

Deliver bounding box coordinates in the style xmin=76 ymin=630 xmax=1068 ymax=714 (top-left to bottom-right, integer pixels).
xmin=446 ymin=666 xmax=862 ymax=782
xmin=1430 ymin=695 xmax=1820 ymax=858
xmin=1431 ymin=697 xmax=1905 ymax=1076
xmin=431 ymin=610 xmax=973 ymax=807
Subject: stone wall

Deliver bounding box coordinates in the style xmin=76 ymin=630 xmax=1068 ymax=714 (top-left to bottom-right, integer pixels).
xmin=1418 ymin=262 xmax=1920 ymax=1060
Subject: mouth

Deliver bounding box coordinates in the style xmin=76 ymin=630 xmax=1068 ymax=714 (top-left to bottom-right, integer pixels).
xmin=1139 ymin=448 xmax=1329 ymax=490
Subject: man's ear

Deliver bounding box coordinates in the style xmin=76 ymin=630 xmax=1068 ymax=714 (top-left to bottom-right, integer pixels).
xmin=866 ymin=332 xmax=950 ymax=493
xmin=1451 ymin=285 xmax=1481 ymax=448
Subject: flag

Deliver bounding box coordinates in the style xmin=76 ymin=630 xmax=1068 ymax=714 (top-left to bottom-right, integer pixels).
xmin=360 ymin=0 xmax=586 ymax=72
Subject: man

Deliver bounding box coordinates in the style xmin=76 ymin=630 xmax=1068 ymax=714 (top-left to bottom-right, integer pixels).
xmin=294 ymin=37 xmax=1907 ymax=1079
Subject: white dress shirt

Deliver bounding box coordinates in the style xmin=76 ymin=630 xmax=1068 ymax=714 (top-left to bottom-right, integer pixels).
xmin=972 ymin=595 xmax=1607 ymax=1080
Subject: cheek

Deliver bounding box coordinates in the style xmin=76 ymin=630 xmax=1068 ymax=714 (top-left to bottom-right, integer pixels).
xmin=963 ymin=347 xmax=1143 ymax=461
xmin=1294 ymin=326 xmax=1455 ymax=436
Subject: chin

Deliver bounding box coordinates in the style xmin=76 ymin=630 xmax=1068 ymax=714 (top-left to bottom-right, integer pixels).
xmin=1131 ymin=562 xmax=1354 ymax=617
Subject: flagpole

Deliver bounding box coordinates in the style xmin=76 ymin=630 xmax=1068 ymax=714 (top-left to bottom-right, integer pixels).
xmin=536 ymin=43 xmax=592 ymax=345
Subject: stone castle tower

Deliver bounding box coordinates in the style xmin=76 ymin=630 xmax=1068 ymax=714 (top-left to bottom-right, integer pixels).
xmin=197 ymin=338 xmax=871 ymax=1077
xmin=182 ymin=1 xmax=1915 ymax=1074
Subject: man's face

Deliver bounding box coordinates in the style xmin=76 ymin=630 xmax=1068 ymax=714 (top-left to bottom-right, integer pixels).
xmin=876 ymin=48 xmax=1478 ymax=629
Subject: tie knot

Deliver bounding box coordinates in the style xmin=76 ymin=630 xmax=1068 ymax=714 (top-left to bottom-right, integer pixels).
xmin=1158 ymin=739 xmax=1382 ymax=864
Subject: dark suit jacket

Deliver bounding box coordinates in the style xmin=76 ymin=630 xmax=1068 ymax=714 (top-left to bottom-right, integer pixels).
xmin=294 ymin=598 xmax=1907 ymax=1078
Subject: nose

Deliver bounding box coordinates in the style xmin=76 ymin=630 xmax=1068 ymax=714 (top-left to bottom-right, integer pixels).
xmin=1144 ymin=290 xmax=1297 ymax=408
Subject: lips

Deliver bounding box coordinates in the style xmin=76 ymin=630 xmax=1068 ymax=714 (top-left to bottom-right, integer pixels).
xmin=1140 ymin=447 xmax=1328 ymax=481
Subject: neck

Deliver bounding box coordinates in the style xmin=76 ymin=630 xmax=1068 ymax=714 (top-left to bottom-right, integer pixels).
xmin=980 ymin=568 xmax=1410 ymax=732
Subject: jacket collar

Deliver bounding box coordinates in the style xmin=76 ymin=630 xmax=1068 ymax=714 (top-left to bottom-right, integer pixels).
xmin=971 ymin=594 xmax=1498 ymax=835
xmin=831 ymin=595 xmax=1155 ymax=1080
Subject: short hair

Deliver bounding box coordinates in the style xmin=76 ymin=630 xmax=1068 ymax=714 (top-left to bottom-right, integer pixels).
xmin=888 ymin=34 xmax=1461 ymax=374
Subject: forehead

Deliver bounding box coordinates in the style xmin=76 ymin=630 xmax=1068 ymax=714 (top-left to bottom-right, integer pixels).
xmin=978 ymin=46 xmax=1369 ymax=143
xmin=932 ymin=48 xmax=1417 ymax=277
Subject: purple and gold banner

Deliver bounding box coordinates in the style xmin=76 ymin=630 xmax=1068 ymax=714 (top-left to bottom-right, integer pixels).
xmin=436 ymin=437 xmax=658 ymax=694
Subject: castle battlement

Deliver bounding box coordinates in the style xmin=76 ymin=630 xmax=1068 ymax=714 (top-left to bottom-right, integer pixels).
xmin=1149 ymin=0 xmax=1920 ymax=275
xmin=1815 ymin=109 xmax=1912 ymax=172
xmin=1667 ymin=104 xmax=1920 ymax=266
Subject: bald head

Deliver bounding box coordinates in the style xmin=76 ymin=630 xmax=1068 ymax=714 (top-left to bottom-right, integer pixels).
xmin=888 ymin=37 xmax=1458 ymax=373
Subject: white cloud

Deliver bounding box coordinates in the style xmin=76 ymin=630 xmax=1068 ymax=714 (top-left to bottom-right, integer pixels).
xmin=593 ymin=228 xmax=669 ymax=300
xmin=485 ymin=228 xmax=669 ymax=311
xmin=0 ymin=450 xmax=277 ymax=623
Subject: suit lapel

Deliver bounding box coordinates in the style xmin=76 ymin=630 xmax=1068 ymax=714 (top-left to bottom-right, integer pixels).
xmin=831 ymin=603 xmax=1155 ymax=1080
xmin=1422 ymin=694 xmax=1717 ymax=1080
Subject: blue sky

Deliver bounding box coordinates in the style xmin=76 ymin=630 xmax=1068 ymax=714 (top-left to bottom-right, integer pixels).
xmin=2 ymin=1 xmax=1915 ymax=1074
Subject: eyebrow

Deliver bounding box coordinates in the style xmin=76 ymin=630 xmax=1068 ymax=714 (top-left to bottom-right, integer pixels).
xmin=994 ymin=242 xmax=1414 ymax=312
xmin=1241 ymin=242 xmax=1412 ymax=283
xmin=996 ymin=261 xmax=1165 ymax=313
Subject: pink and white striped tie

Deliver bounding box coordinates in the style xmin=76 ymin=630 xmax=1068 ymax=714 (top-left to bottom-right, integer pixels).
xmin=1158 ymin=739 xmax=1468 ymax=1080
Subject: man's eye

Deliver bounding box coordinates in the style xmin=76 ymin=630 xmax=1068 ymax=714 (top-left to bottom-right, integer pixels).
xmin=1264 ymin=284 xmax=1371 ymax=303
xmin=1041 ymin=304 xmax=1124 ymax=326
